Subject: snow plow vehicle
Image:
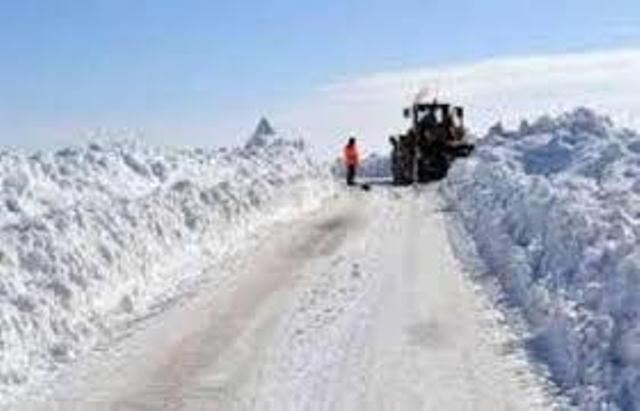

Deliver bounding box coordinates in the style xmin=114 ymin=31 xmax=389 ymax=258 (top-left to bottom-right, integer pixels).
xmin=390 ymin=100 xmax=474 ymax=184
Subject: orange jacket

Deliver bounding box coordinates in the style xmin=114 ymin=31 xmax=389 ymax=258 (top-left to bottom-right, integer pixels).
xmin=343 ymin=144 xmax=360 ymax=167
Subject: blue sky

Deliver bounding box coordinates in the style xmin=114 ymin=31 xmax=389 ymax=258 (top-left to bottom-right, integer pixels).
xmin=1 ymin=0 xmax=640 ymax=149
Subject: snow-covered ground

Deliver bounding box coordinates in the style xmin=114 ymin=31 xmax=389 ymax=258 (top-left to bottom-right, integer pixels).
xmin=0 ymin=132 xmax=337 ymax=403
xmin=443 ymin=108 xmax=640 ymax=410
xmin=13 ymin=186 xmax=558 ymax=410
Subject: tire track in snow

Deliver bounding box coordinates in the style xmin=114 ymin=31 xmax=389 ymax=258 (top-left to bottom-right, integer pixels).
xmin=113 ymin=197 xmax=367 ymax=410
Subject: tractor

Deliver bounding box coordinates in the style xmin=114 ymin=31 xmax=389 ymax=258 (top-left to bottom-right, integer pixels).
xmin=389 ymin=100 xmax=474 ymax=184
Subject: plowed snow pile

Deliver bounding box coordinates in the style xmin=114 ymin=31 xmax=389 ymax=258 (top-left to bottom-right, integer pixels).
xmin=0 ymin=136 xmax=336 ymax=402
xmin=444 ymin=108 xmax=640 ymax=410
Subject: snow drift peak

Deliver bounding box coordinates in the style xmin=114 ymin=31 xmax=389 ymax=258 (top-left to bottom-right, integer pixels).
xmin=246 ymin=117 xmax=276 ymax=148
xmin=489 ymin=107 xmax=614 ymax=140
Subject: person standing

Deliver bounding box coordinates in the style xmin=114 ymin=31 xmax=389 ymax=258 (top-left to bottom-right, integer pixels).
xmin=343 ymin=137 xmax=360 ymax=186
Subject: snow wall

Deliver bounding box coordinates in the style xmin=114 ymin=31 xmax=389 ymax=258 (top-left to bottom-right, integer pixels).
xmin=443 ymin=108 xmax=640 ymax=410
xmin=0 ymin=136 xmax=337 ymax=401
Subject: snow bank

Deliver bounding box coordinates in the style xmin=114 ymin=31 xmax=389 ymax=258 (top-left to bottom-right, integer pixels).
xmin=0 ymin=136 xmax=336 ymax=401
xmin=443 ymin=108 xmax=640 ymax=409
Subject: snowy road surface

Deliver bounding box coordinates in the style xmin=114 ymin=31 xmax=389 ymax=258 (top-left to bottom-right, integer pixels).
xmin=20 ymin=186 xmax=557 ymax=410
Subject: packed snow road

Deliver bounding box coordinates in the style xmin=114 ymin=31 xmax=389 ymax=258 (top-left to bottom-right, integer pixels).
xmin=19 ymin=185 xmax=557 ymax=410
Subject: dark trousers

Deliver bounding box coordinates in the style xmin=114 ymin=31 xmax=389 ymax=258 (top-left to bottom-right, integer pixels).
xmin=346 ymin=165 xmax=356 ymax=186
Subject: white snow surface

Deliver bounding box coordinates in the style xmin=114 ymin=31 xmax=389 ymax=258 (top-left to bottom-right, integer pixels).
xmin=443 ymin=108 xmax=640 ymax=410
xmin=13 ymin=187 xmax=557 ymax=410
xmin=0 ymin=136 xmax=337 ymax=402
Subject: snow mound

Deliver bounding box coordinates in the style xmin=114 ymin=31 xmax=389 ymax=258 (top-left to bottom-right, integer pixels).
xmin=443 ymin=108 xmax=640 ymax=409
xmin=0 ymin=136 xmax=336 ymax=401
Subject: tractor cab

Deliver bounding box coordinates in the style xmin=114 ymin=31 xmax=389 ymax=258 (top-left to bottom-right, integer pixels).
xmin=404 ymin=102 xmax=465 ymax=142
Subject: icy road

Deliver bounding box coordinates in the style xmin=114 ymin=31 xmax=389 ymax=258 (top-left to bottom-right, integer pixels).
xmin=22 ymin=186 xmax=557 ymax=410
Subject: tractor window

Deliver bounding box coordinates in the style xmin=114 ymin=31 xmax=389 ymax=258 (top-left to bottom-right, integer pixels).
xmin=452 ymin=108 xmax=463 ymax=128
xmin=434 ymin=108 xmax=443 ymax=125
xmin=417 ymin=109 xmax=433 ymax=124
xmin=452 ymin=114 xmax=462 ymax=128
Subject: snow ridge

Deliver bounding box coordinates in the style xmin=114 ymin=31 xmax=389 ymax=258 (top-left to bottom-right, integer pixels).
xmin=0 ymin=136 xmax=336 ymax=402
xmin=443 ymin=108 xmax=640 ymax=409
